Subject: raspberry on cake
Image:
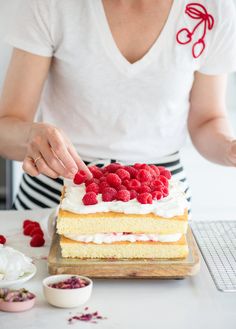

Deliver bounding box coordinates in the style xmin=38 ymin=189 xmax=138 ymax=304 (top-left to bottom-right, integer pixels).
xmin=57 ymin=163 xmax=189 ymax=259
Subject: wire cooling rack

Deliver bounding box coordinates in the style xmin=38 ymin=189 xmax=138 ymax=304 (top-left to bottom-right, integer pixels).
xmin=190 ymin=220 xmax=236 ymax=292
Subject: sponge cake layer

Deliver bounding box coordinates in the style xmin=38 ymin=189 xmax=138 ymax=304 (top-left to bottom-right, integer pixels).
xmin=57 ymin=208 xmax=188 ymax=235
xmin=60 ymin=235 xmax=188 ymax=259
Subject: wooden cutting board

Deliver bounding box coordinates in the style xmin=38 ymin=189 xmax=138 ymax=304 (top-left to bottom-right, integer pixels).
xmin=47 ymin=227 xmax=200 ymax=279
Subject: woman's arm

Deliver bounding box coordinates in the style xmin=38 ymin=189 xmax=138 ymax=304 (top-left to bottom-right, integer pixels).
xmin=0 ymin=48 xmax=92 ymax=179
xmin=188 ymin=72 xmax=236 ymax=166
xmin=0 ymin=48 xmax=50 ymax=160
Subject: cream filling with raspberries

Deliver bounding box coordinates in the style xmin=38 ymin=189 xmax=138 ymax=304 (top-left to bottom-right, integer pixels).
xmin=63 ymin=232 xmax=183 ymax=244
xmin=62 ymin=179 xmax=188 ymax=218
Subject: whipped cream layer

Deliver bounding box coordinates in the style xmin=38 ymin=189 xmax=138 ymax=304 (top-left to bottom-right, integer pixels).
xmin=61 ymin=179 xmax=187 ymax=218
xmin=64 ymin=232 xmax=183 ymax=244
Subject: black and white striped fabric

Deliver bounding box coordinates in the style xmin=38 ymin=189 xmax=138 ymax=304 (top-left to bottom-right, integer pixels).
xmin=12 ymin=152 xmax=191 ymax=212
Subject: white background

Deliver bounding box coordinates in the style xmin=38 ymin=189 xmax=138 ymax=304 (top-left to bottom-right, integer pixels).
xmin=0 ymin=0 xmax=236 ymax=217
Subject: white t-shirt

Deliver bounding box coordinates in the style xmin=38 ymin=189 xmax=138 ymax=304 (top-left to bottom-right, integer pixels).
xmin=5 ymin=0 xmax=236 ymax=162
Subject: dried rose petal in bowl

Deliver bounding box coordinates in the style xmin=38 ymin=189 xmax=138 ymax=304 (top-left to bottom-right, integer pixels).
xmin=48 ymin=276 xmax=89 ymax=289
xmin=0 ymin=288 xmax=35 ymax=302
xmin=43 ymin=274 xmax=93 ymax=308
xmin=0 ymin=288 xmax=36 ymax=312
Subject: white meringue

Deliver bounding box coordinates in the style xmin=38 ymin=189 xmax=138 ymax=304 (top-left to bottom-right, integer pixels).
xmin=0 ymin=245 xmax=35 ymax=281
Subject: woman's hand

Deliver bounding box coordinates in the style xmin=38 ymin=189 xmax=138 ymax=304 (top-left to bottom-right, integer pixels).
xmin=0 ymin=49 xmax=92 ymax=180
xmin=22 ymin=122 xmax=92 ymax=180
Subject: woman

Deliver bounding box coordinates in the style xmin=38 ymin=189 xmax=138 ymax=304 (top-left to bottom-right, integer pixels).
xmin=0 ymin=0 xmax=236 ymax=210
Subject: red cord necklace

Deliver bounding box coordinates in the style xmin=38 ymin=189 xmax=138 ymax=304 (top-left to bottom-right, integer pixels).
xmin=176 ymin=3 xmax=214 ymax=58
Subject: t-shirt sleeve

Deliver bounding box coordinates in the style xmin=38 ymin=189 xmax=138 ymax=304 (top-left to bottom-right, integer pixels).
xmin=5 ymin=0 xmax=54 ymax=57
xmin=198 ymin=0 xmax=236 ymax=75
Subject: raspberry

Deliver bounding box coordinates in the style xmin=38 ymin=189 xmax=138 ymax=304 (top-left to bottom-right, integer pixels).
xmin=162 ymin=187 xmax=169 ymax=197
xmin=32 ymin=221 xmax=41 ymax=228
xmin=136 ymin=169 xmax=152 ymax=183
xmin=106 ymin=173 xmax=122 ymax=188
xmin=23 ymin=224 xmax=37 ymax=236
xmin=116 ymin=185 xmax=127 ymax=191
xmin=130 ymin=189 xmax=138 ymax=200
xmin=138 ymin=185 xmax=151 ymax=194
xmin=146 ymin=165 xmax=158 ymax=178
xmin=89 ymin=166 xmax=103 ymax=179
xmin=150 ymin=179 xmax=164 ymax=190
xmin=161 ymin=169 xmax=172 ymax=180
xmin=116 ymin=190 xmax=130 ymax=202
xmin=137 ymin=193 xmax=153 ymax=204
xmin=30 ymin=227 xmax=44 ymax=237
xmin=23 ymin=220 xmax=40 ymax=230
xmin=133 ymin=163 xmax=143 ymax=170
xmin=128 ymin=179 xmax=141 ymax=191
xmin=85 ymin=178 xmax=95 ymax=187
xmin=102 ymin=187 xmax=117 ymax=202
xmin=99 ymin=176 xmax=107 ymax=183
xmin=102 ymin=171 xmax=109 ymax=177
xmin=73 ymin=170 xmax=87 ymax=185
xmin=152 ymin=185 xmax=164 ymax=193
xmin=23 ymin=219 xmax=34 ymax=229
xmin=123 ymin=166 xmax=138 ymax=178
xmin=116 ymin=168 xmax=130 ymax=181
xmin=140 ymin=164 xmax=150 ymax=170
xmin=104 ymin=163 xmax=122 ymax=173
xmin=0 ymin=235 xmax=6 ymax=245
xmin=124 ymin=166 xmax=138 ymax=178
xmin=123 ymin=179 xmax=130 ymax=188
xmin=86 ymin=182 xmax=99 ymax=194
xmin=30 ymin=234 xmax=45 ymax=247
xmin=151 ymin=191 xmax=163 ymax=200
xmin=159 ymin=175 xmax=169 ymax=187
xmin=82 ymin=192 xmax=98 ymax=205
xmin=149 ymin=165 xmax=160 ymax=177
xmin=157 ymin=166 xmax=166 ymax=173
xmin=99 ymin=181 xmax=110 ymax=193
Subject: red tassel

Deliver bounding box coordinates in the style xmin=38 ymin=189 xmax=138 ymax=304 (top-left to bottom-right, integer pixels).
xmin=176 ymin=3 xmax=215 ymax=58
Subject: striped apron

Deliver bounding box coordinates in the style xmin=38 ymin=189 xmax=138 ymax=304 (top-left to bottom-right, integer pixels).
xmin=12 ymin=152 xmax=191 ymax=212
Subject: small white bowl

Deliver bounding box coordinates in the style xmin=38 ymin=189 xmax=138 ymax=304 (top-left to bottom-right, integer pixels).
xmin=43 ymin=274 xmax=93 ymax=308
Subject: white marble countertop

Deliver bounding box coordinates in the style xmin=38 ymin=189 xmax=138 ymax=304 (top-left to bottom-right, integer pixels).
xmin=0 ymin=209 xmax=236 ymax=329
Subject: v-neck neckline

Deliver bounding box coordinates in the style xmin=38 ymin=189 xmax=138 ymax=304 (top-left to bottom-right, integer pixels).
xmin=91 ymin=0 xmax=177 ymax=76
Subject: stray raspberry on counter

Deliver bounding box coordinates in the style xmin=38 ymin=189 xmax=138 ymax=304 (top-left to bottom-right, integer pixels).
xmin=22 ymin=219 xmax=45 ymax=247
xmin=0 ymin=235 xmax=6 ymax=244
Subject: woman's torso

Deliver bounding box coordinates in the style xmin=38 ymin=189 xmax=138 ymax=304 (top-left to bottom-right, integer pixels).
xmin=39 ymin=0 xmax=214 ymax=162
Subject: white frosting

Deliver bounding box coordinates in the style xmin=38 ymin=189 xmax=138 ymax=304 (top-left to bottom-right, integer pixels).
xmin=0 ymin=245 xmax=35 ymax=281
xmin=64 ymin=232 xmax=182 ymax=244
xmin=61 ymin=178 xmax=188 ymax=218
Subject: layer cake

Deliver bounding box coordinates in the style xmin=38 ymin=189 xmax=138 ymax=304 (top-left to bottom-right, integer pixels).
xmin=57 ymin=163 xmax=189 ymax=259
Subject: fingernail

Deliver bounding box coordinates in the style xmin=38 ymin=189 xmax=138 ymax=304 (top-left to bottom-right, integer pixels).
xmin=67 ymin=173 xmax=75 ymax=179
xmin=70 ymin=168 xmax=78 ymax=175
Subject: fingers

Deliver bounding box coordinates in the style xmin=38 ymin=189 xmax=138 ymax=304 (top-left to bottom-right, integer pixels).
xmin=24 ymin=124 xmax=92 ymax=179
xmin=48 ymin=129 xmax=79 ymax=175
xmin=22 ymin=156 xmax=39 ymax=177
xmin=33 ymin=155 xmax=59 ymax=178
xmin=40 ymin=141 xmax=74 ymax=179
xmin=23 ymin=152 xmax=59 ymax=178
xmin=68 ymin=144 xmax=93 ymax=179
xmin=49 ymin=128 xmax=92 ymax=179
